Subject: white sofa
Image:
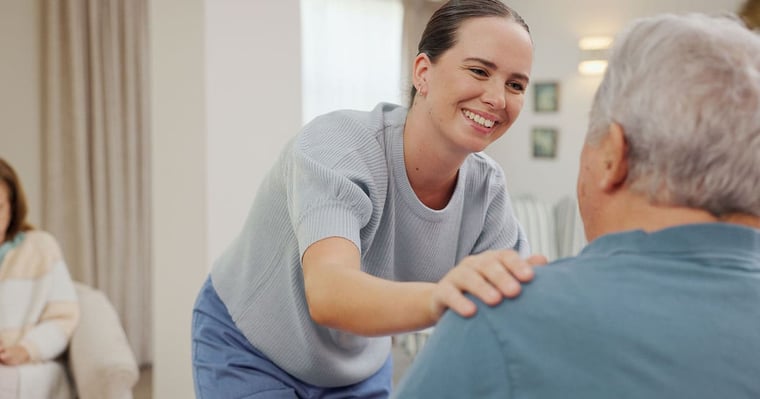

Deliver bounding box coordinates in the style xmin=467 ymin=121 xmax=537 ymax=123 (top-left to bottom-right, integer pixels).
xmin=68 ymin=282 xmax=140 ymax=399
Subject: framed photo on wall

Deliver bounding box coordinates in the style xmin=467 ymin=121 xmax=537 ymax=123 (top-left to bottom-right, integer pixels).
xmin=532 ymin=127 xmax=558 ymax=159
xmin=533 ymin=81 xmax=559 ymax=112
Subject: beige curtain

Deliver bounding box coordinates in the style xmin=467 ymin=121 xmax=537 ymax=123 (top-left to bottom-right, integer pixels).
xmin=40 ymin=0 xmax=152 ymax=365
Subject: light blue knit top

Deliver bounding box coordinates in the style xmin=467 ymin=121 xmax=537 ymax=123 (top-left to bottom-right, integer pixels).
xmin=210 ymin=103 xmax=528 ymax=387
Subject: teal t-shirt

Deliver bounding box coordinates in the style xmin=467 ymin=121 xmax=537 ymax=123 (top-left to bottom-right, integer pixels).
xmin=394 ymin=223 xmax=760 ymax=398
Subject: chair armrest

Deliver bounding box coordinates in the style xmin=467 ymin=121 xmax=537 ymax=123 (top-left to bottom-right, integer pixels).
xmin=69 ymin=282 xmax=139 ymax=399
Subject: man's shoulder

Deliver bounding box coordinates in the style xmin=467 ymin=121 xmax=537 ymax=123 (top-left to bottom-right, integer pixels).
xmin=475 ymin=255 xmax=622 ymax=326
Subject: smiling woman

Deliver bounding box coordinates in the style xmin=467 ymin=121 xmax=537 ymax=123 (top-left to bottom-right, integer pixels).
xmin=406 ymin=14 xmax=532 ymax=162
xmin=192 ymin=1 xmax=543 ymax=397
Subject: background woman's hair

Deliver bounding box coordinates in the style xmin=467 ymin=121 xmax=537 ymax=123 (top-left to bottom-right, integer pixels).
xmin=410 ymin=0 xmax=530 ymax=103
xmin=739 ymin=0 xmax=760 ymax=30
xmin=0 ymin=158 xmax=33 ymax=241
xmin=586 ymin=13 xmax=760 ymax=217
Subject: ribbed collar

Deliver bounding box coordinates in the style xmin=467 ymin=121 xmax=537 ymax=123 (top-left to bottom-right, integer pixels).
xmin=581 ymin=223 xmax=760 ymax=264
xmin=389 ymin=118 xmax=467 ymax=222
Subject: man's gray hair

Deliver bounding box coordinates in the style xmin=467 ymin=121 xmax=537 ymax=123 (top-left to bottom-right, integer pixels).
xmin=587 ymin=13 xmax=760 ymax=217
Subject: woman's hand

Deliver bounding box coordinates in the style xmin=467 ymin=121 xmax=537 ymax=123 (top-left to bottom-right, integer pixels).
xmin=430 ymin=250 xmax=547 ymax=320
xmin=0 ymin=339 xmax=31 ymax=365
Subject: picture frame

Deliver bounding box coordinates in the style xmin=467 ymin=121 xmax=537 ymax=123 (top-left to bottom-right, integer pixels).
xmin=533 ymin=81 xmax=559 ymax=112
xmin=532 ymin=127 xmax=559 ymax=159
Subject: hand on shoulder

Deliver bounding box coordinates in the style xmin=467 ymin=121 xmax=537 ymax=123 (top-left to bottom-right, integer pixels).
xmin=430 ymin=250 xmax=547 ymax=320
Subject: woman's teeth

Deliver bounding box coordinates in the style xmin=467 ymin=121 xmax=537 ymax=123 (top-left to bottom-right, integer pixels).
xmin=464 ymin=110 xmax=495 ymax=128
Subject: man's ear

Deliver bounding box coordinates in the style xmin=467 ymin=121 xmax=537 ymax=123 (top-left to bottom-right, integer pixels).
xmin=412 ymin=53 xmax=431 ymax=96
xmin=599 ymin=122 xmax=629 ymax=192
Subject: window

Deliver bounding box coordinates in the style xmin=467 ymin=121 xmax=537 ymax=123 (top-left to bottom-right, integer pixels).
xmin=301 ymin=0 xmax=404 ymax=124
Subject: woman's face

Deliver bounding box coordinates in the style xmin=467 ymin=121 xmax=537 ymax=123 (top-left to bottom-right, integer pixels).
xmin=414 ymin=16 xmax=533 ymax=155
xmin=0 ymin=182 xmax=10 ymax=242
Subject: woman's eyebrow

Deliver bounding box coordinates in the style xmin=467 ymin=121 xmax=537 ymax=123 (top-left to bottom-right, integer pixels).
xmin=463 ymin=57 xmax=497 ymax=69
xmin=463 ymin=57 xmax=530 ymax=82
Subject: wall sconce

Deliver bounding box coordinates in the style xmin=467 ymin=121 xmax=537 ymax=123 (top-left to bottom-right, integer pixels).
xmin=578 ymin=36 xmax=613 ymax=75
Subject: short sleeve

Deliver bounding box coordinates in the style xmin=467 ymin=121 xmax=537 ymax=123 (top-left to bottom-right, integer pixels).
xmin=288 ymin=144 xmax=375 ymax=259
xmin=392 ymin=307 xmax=512 ymax=399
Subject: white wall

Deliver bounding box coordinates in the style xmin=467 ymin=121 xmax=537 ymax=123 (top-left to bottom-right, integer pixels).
xmin=149 ymin=0 xmax=208 ymax=397
xmin=0 ymin=0 xmax=42 ymax=222
xmin=150 ymin=0 xmax=303 ymax=396
xmin=205 ymin=0 xmax=302 ymax=267
xmin=486 ymin=0 xmax=743 ymax=205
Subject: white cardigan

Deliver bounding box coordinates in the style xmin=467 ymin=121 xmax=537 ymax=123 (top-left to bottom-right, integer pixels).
xmin=0 ymin=231 xmax=80 ymax=399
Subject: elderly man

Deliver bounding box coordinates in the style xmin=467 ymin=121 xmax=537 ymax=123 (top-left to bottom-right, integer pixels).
xmin=393 ymin=12 xmax=760 ymax=399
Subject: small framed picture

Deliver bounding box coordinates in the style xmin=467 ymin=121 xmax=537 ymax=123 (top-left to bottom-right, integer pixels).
xmin=532 ymin=127 xmax=558 ymax=159
xmin=533 ymin=81 xmax=559 ymax=112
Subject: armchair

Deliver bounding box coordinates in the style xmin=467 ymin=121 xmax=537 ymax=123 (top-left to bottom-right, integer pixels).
xmin=68 ymin=282 xmax=140 ymax=399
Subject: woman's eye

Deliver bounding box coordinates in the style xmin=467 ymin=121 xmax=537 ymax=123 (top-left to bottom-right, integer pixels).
xmin=508 ymin=82 xmax=525 ymax=92
xmin=469 ymin=68 xmax=488 ymax=77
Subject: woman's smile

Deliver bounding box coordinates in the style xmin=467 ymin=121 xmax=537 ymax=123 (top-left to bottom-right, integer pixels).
xmin=462 ymin=108 xmax=500 ymax=134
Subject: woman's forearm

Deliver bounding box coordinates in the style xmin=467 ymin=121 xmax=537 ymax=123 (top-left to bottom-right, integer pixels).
xmin=304 ymin=264 xmax=438 ymax=336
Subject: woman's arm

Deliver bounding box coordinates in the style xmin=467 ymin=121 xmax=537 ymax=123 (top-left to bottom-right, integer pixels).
xmin=303 ymin=237 xmax=437 ymax=336
xmin=17 ymin=258 xmax=80 ymax=362
xmin=303 ymin=236 xmax=542 ymax=336
xmin=0 ymin=339 xmax=29 ymax=365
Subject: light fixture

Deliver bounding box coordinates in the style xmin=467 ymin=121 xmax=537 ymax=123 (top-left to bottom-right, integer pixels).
xmin=578 ymin=36 xmax=613 ymax=76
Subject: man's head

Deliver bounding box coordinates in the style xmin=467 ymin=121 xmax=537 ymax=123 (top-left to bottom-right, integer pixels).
xmin=577 ymin=13 xmax=760 ymax=241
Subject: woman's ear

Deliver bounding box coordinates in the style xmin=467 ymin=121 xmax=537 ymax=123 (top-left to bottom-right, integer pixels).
xmin=412 ymin=53 xmax=431 ymax=96
xmin=599 ymin=123 xmax=629 ymax=192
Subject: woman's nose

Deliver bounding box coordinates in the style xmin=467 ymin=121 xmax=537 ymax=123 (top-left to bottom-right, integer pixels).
xmin=481 ymin=83 xmax=506 ymax=110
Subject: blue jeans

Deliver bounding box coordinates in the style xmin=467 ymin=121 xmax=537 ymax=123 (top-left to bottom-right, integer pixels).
xmin=192 ymin=277 xmax=393 ymax=398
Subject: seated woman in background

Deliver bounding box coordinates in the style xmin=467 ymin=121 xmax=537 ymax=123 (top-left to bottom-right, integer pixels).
xmin=0 ymin=158 xmax=80 ymax=399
